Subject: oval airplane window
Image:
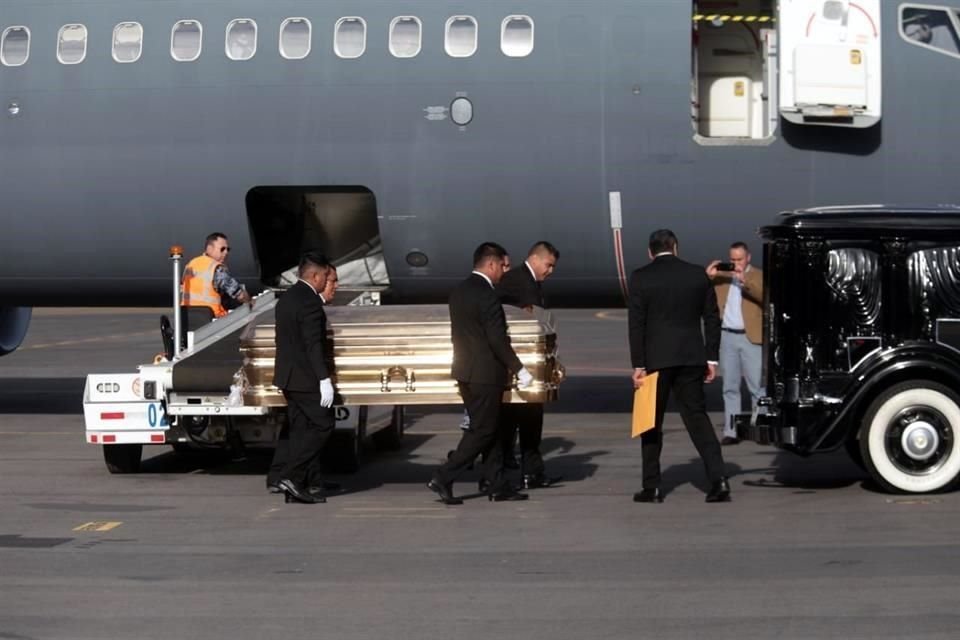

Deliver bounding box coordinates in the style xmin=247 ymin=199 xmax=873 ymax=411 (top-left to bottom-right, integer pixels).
xmin=501 ymin=16 xmax=534 ymax=57
xmin=57 ymin=24 xmax=87 ymax=65
xmin=113 ymin=22 xmax=143 ymax=63
xmin=450 ymin=97 xmax=473 ymax=125
xmin=390 ymin=16 xmax=422 ymax=58
xmin=226 ymin=19 xmax=257 ymax=61
xmin=171 ymin=20 xmax=202 ymax=62
xmin=1 ymin=26 xmax=30 ymax=67
xmin=445 ymin=16 xmax=477 ymax=57
xmin=280 ymin=18 xmax=311 ymax=60
xmin=334 ymin=17 xmax=366 ymax=59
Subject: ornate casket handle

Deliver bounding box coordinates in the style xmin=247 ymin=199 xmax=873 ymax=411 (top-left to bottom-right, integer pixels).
xmin=380 ymin=366 xmax=416 ymax=392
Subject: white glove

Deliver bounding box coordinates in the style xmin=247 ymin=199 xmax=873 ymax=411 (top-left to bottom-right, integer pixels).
xmin=517 ymin=367 xmax=534 ymax=389
xmin=319 ymin=378 xmax=335 ymax=408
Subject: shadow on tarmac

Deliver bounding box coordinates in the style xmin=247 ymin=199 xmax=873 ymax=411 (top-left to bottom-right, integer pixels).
xmin=5 ymin=376 xmax=881 ymax=496
xmin=739 ymin=448 xmax=878 ymax=493
xmin=0 ymin=377 xmax=85 ymax=414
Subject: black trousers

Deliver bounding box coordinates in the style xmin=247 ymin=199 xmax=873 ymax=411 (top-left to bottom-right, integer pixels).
xmin=272 ymin=390 xmax=335 ymax=488
xmin=641 ymin=365 xmax=725 ymax=489
xmin=266 ymin=418 xmax=324 ymax=488
xmin=499 ymin=403 xmax=545 ymax=477
xmin=434 ymin=382 xmax=507 ymax=492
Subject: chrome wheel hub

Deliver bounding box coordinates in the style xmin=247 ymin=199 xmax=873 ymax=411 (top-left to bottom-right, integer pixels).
xmin=900 ymin=421 xmax=940 ymax=462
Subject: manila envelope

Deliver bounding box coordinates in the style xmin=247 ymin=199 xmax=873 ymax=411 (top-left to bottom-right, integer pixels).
xmin=631 ymin=372 xmax=659 ymax=438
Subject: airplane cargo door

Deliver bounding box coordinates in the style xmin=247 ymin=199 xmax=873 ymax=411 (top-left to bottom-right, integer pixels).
xmin=692 ymin=0 xmax=778 ymax=141
xmin=245 ymin=186 xmax=388 ymax=293
xmin=778 ymin=0 xmax=881 ymax=127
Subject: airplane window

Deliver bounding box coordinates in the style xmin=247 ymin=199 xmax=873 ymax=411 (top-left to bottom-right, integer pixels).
xmin=226 ymin=19 xmax=257 ymax=61
xmin=57 ymin=24 xmax=87 ymax=65
xmin=113 ymin=22 xmax=143 ymax=63
xmin=389 ymin=16 xmax=422 ymax=58
xmin=280 ymin=18 xmax=311 ymax=59
xmin=0 ymin=26 xmax=30 ymax=66
xmin=501 ymin=16 xmax=534 ymax=57
xmin=901 ymin=5 xmax=960 ymax=56
xmin=334 ymin=17 xmax=366 ymax=58
xmin=171 ymin=20 xmax=202 ymax=62
xmin=445 ymin=16 xmax=478 ymax=57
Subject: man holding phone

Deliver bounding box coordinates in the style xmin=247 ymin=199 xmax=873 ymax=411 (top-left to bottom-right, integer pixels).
xmin=706 ymin=242 xmax=764 ymax=445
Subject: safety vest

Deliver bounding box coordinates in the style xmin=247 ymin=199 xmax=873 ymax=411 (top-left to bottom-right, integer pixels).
xmin=181 ymin=255 xmax=227 ymax=317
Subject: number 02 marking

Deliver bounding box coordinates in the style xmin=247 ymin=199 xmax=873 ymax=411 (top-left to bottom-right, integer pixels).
xmin=147 ymin=403 xmax=168 ymax=428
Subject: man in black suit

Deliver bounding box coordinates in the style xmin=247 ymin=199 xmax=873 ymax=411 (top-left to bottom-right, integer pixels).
xmin=498 ymin=241 xmax=561 ymax=489
xmin=266 ymin=265 xmax=340 ymax=495
xmin=269 ymin=253 xmax=337 ymax=504
xmin=628 ymin=229 xmax=730 ymax=503
xmin=428 ymin=242 xmax=535 ymax=504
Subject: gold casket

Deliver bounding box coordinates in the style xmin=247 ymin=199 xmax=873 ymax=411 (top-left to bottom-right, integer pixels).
xmin=240 ymin=304 xmax=564 ymax=407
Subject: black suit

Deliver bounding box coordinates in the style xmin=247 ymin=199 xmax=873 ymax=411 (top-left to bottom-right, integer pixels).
xmin=497 ymin=264 xmax=548 ymax=476
xmin=434 ymin=273 xmax=523 ymax=492
xmin=268 ymin=280 xmax=335 ymax=489
xmin=628 ymin=254 xmax=725 ymax=489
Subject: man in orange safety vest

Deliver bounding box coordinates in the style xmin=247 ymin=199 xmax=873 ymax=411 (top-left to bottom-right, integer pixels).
xmin=181 ymin=232 xmax=252 ymax=329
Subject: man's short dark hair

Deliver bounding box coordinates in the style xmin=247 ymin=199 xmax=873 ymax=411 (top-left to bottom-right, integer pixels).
xmin=205 ymin=232 xmax=227 ymax=248
xmin=473 ymin=242 xmax=508 ymax=268
xmin=298 ymin=252 xmax=332 ymax=278
xmin=730 ymin=241 xmax=750 ymax=253
xmin=649 ymin=229 xmax=678 ymax=255
xmin=529 ymin=241 xmax=560 ymax=260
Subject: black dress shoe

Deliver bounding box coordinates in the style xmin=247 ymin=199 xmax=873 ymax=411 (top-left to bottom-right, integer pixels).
xmin=266 ymin=480 xmax=282 ymax=494
xmin=427 ymin=479 xmax=463 ymax=505
xmin=633 ymin=488 xmax=663 ymax=503
xmin=523 ymin=474 xmax=562 ymax=489
xmin=279 ymin=479 xmax=324 ymax=504
xmin=705 ymin=477 xmax=731 ymax=503
xmin=488 ymin=489 xmax=529 ymax=502
xmin=721 ymin=436 xmax=741 ymax=446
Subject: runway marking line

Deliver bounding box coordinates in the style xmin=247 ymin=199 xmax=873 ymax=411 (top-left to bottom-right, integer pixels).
xmin=335 ymin=514 xmax=456 ymax=519
xmin=0 ymin=432 xmax=73 ymax=436
xmin=23 ymin=330 xmax=155 ymax=351
xmin=415 ymin=429 xmax=578 ymax=435
xmin=341 ymin=507 xmax=447 ymax=512
xmin=73 ymin=521 xmax=123 ymax=532
xmin=593 ymin=311 xmax=626 ymax=321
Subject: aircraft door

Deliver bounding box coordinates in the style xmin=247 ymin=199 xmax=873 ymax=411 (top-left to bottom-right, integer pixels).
xmin=245 ymin=187 xmax=388 ymax=292
xmin=692 ymin=1 xmax=778 ymax=141
xmin=778 ymin=0 xmax=882 ymax=127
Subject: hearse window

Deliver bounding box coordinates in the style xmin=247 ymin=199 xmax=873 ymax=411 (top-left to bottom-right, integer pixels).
xmin=389 ymin=16 xmax=422 ymax=58
xmin=334 ymin=17 xmax=366 ymax=59
xmin=280 ymin=18 xmax=311 ymax=59
xmin=445 ymin=16 xmax=478 ymax=57
xmin=171 ymin=20 xmax=202 ymax=62
xmin=226 ymin=19 xmax=257 ymax=60
xmin=113 ymin=22 xmax=143 ymax=63
xmin=57 ymin=24 xmax=87 ymax=65
xmin=900 ymin=5 xmax=960 ymax=57
xmin=501 ymin=15 xmax=534 ymax=57
xmin=0 ymin=26 xmax=30 ymax=66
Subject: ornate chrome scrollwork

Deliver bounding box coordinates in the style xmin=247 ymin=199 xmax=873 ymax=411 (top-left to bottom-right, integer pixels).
xmin=908 ymin=248 xmax=960 ymax=334
xmin=825 ymin=248 xmax=881 ymax=329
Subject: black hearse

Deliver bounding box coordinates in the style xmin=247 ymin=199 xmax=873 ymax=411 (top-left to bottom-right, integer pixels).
xmin=737 ymin=206 xmax=960 ymax=494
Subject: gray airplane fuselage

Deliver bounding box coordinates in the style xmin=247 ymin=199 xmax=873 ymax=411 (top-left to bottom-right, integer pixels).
xmin=0 ymin=0 xmax=956 ymax=310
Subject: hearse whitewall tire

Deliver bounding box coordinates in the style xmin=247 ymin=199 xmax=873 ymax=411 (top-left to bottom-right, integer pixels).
xmin=859 ymin=382 xmax=960 ymax=494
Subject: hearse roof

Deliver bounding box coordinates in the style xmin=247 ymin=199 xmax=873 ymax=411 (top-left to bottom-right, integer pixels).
xmin=763 ymin=205 xmax=960 ymax=236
